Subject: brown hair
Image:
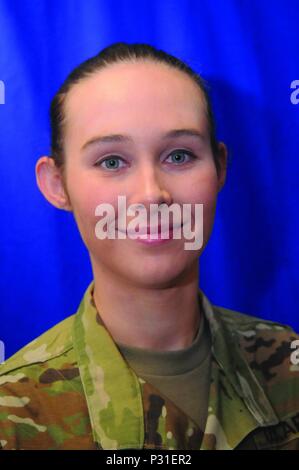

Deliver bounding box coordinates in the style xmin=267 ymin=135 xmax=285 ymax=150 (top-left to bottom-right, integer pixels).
xmin=50 ymin=41 xmax=221 ymax=174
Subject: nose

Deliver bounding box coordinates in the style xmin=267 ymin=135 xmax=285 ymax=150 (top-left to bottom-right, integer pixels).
xmin=130 ymin=163 xmax=172 ymax=209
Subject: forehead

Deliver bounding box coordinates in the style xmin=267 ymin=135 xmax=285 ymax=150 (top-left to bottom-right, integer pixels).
xmin=63 ymin=61 xmax=208 ymax=145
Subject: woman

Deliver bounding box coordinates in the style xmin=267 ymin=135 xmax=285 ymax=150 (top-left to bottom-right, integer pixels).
xmin=0 ymin=42 xmax=298 ymax=450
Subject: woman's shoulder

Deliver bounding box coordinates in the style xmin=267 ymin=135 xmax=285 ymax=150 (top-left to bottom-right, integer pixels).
xmin=203 ymin=294 xmax=298 ymax=345
xmin=210 ymin=301 xmax=299 ymax=371
xmin=0 ymin=313 xmax=89 ymax=450
xmin=212 ymin=302 xmax=296 ymax=332
xmin=0 ymin=313 xmax=75 ymax=379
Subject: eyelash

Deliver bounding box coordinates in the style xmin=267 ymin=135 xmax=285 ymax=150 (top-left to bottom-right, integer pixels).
xmin=94 ymin=149 xmax=197 ymax=170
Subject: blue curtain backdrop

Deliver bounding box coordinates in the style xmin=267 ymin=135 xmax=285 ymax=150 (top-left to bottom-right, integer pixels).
xmin=0 ymin=0 xmax=298 ymax=359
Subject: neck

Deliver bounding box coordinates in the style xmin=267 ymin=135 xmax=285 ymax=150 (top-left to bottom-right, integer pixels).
xmin=90 ymin=260 xmax=201 ymax=351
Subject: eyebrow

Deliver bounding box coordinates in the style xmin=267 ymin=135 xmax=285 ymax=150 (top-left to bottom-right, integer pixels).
xmin=81 ymin=128 xmax=205 ymax=151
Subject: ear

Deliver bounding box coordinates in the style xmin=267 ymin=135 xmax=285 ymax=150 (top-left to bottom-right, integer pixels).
xmin=216 ymin=142 xmax=228 ymax=192
xmin=35 ymin=156 xmax=72 ymax=211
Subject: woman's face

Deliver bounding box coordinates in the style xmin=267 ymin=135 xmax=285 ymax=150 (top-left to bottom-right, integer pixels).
xmin=58 ymin=61 xmax=226 ymax=288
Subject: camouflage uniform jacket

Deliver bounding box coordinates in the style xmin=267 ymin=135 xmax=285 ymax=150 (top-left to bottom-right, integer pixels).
xmin=0 ymin=280 xmax=299 ymax=450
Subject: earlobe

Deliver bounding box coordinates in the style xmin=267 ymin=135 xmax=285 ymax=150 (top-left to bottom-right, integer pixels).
xmin=35 ymin=156 xmax=72 ymax=211
xmin=217 ymin=142 xmax=228 ymax=192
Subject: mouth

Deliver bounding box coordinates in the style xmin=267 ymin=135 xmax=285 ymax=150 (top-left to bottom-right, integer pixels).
xmin=141 ymin=224 xmax=172 ymax=235
xmin=123 ymin=223 xmax=183 ymax=237
xmin=114 ymin=223 xmax=184 ymax=246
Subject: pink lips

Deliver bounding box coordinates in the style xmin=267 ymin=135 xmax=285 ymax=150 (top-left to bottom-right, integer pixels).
xmin=117 ymin=223 xmax=183 ymax=245
xmin=135 ymin=227 xmax=175 ymax=245
xmin=131 ymin=224 xmax=183 ymax=245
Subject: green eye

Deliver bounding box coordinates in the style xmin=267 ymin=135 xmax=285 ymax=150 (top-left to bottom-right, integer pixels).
xmin=95 ymin=156 xmax=125 ymax=170
xmin=167 ymin=150 xmax=196 ymax=164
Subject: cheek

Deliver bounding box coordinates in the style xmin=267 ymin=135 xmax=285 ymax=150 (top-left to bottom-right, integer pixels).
xmin=66 ymin=175 xmax=117 ymax=242
xmin=183 ymin=172 xmax=219 ymax=238
xmin=183 ymin=168 xmax=219 ymax=207
xmin=67 ymin=168 xmax=112 ymax=211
